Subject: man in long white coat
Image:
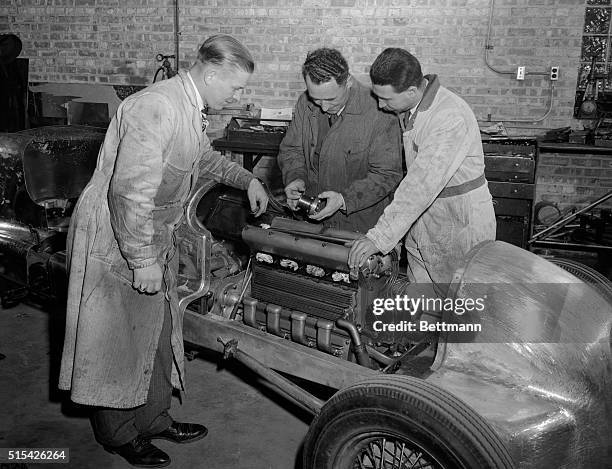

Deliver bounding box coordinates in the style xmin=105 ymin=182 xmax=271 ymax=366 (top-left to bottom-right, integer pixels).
xmin=59 ymin=35 xmax=268 ymax=467
xmin=349 ymin=48 xmax=496 ymax=294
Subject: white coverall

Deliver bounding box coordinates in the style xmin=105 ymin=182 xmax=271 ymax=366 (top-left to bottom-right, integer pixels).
xmin=366 ymin=75 xmax=496 ymax=292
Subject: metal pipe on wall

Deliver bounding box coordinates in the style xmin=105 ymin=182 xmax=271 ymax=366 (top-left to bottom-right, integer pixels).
xmin=484 ymin=0 xmax=548 ymax=78
xmin=482 ymin=0 xmax=556 ymax=124
xmin=174 ymin=0 xmax=180 ymax=72
xmin=483 ymin=82 xmax=556 ymax=124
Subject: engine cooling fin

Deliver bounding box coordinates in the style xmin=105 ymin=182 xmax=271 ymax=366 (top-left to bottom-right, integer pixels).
xmin=250 ymin=263 xmax=356 ymax=321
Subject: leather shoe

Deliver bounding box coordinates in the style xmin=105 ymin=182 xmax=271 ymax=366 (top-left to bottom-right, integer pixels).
xmin=151 ymin=421 xmax=208 ymax=444
xmin=104 ymin=436 xmax=170 ymax=468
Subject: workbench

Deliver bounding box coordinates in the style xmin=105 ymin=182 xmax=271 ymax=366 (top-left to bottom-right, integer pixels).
xmin=212 ymin=137 xmax=280 ymax=173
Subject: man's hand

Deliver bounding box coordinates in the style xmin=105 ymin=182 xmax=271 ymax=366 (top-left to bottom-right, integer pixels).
xmin=310 ymin=191 xmax=344 ymax=221
xmin=133 ymin=263 xmax=163 ymax=294
xmin=247 ymin=179 xmax=269 ymax=217
xmin=284 ymin=179 xmax=306 ymax=211
xmin=348 ymin=236 xmax=379 ymax=270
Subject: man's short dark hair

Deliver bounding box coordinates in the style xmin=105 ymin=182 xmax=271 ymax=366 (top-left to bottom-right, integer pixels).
xmin=370 ymin=48 xmax=423 ymax=92
xmin=198 ymin=34 xmax=254 ymax=73
xmin=302 ymin=48 xmax=349 ymax=86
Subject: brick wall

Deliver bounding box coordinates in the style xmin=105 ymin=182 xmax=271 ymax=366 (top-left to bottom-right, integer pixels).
xmin=2 ymin=0 xmax=585 ymax=130
xmin=537 ymin=149 xmax=612 ymax=213
xmin=2 ymin=0 xmax=606 ymax=211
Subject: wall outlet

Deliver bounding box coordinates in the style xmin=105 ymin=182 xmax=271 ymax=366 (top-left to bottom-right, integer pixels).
xmin=550 ymin=66 xmax=559 ymax=81
xmin=517 ymin=66 xmax=525 ymax=80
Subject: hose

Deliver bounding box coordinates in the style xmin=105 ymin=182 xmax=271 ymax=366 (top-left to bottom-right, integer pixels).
xmin=335 ymin=318 xmax=370 ymax=367
xmin=256 ymin=179 xmax=296 ymax=218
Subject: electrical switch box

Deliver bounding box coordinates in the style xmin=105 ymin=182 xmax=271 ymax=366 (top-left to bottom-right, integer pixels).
xmin=550 ymin=66 xmax=559 ymax=81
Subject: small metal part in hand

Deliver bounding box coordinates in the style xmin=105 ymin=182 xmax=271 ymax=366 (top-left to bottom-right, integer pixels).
xmin=296 ymin=194 xmax=327 ymax=215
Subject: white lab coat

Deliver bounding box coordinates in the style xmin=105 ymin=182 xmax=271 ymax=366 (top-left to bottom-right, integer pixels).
xmin=366 ymin=75 xmax=496 ymax=291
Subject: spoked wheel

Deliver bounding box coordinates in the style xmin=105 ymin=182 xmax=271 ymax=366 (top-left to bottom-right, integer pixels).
xmin=303 ymin=376 xmax=515 ymax=469
xmin=548 ymin=257 xmax=612 ymax=302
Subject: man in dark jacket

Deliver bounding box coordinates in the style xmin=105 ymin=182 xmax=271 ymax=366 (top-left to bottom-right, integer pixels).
xmin=277 ymin=48 xmax=402 ymax=233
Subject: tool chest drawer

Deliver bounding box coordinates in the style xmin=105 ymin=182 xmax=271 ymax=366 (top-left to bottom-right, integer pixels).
xmin=488 ymin=181 xmax=535 ymax=199
xmin=495 ymin=218 xmax=530 ymax=247
xmin=483 ymin=137 xmax=538 ymax=249
xmin=492 ymin=197 xmax=532 ymax=218
xmin=484 ymin=156 xmax=535 ymax=183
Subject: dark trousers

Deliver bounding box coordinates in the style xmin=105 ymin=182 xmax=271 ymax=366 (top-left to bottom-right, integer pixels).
xmin=91 ymin=302 xmax=173 ymax=447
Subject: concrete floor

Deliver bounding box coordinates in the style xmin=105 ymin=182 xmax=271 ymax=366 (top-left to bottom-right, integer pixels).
xmin=0 ymin=302 xmax=313 ymax=469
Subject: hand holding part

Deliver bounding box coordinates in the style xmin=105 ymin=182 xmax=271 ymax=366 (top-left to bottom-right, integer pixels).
xmin=247 ymin=178 xmax=269 ymax=217
xmin=296 ymin=194 xmax=326 ymax=215
xmin=309 ymin=191 xmax=343 ymax=220
xmin=348 ymin=236 xmax=379 ymax=270
xmin=133 ymin=262 xmax=163 ymax=294
xmin=284 ymin=179 xmax=306 ymax=211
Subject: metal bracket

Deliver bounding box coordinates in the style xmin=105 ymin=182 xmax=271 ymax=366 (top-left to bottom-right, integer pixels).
xmin=217 ymin=337 xmax=239 ymax=360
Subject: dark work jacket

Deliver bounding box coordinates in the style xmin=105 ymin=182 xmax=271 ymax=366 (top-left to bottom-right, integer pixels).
xmin=277 ymin=78 xmax=402 ymax=233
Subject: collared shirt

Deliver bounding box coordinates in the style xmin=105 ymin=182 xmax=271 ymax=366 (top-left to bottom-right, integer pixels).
xmin=332 ymin=105 xmax=346 ymax=117
xmin=187 ymin=71 xmax=209 ymax=131
xmin=400 ymin=79 xmax=428 ymax=132
xmin=186 ymin=71 xmax=205 ymax=112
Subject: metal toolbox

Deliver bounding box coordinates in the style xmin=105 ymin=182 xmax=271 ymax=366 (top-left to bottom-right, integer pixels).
xmin=483 ymin=137 xmax=538 ymax=248
xmin=225 ymin=117 xmax=290 ymax=146
xmin=481 ymin=137 xmax=537 ymax=158
xmin=483 ymin=137 xmax=537 ymax=184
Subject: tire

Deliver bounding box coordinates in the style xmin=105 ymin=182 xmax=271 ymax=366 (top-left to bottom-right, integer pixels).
xmin=549 ymin=257 xmax=612 ymax=303
xmin=303 ymin=375 xmax=515 ymax=469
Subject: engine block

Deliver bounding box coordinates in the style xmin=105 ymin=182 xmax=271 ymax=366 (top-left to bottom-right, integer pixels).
xmin=239 ymin=221 xmax=393 ymax=358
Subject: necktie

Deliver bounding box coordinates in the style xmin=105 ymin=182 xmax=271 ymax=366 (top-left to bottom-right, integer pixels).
xmin=329 ymin=113 xmax=339 ymax=127
xmin=201 ymin=107 xmax=209 ymax=133
xmin=403 ymin=110 xmax=411 ymax=129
